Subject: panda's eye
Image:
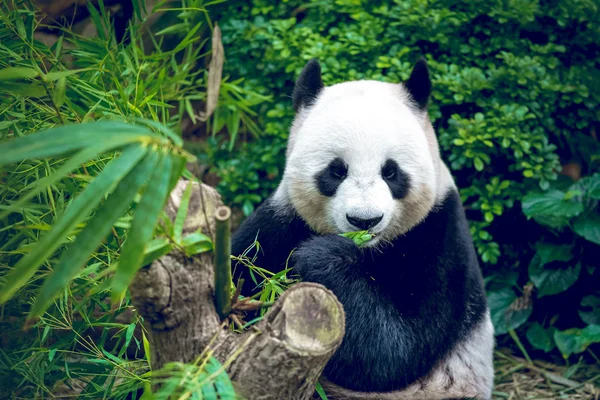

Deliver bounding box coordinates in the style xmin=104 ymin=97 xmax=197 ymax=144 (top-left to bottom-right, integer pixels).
xmin=382 ymin=160 xmax=398 ymax=180
xmin=329 ymin=159 xmax=348 ymax=179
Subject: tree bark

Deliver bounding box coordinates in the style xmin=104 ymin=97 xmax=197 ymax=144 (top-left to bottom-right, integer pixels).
xmin=129 ymin=180 xmax=346 ymax=400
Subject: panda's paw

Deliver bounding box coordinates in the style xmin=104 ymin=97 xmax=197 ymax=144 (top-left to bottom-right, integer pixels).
xmin=291 ymin=234 xmax=362 ymax=282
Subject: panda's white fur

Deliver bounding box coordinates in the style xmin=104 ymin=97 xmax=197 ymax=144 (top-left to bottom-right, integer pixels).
xmin=320 ymin=312 xmax=495 ymax=399
xmin=274 ymin=80 xmax=454 ymax=245
xmin=232 ymin=58 xmax=495 ymax=400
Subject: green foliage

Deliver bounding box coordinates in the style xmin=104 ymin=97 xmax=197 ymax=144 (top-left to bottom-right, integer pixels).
xmin=0 ymin=1 xmax=243 ymax=397
xmin=211 ymin=0 xmax=600 ymax=359
xmin=339 ymin=230 xmax=374 ymax=246
xmin=145 ymin=356 xmax=238 ymax=399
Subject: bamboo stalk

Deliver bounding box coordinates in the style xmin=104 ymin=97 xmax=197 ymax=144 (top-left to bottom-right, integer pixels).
xmin=214 ymin=205 xmax=232 ymax=320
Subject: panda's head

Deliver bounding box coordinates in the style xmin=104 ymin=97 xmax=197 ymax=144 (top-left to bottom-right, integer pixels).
xmin=275 ymin=58 xmax=454 ymax=245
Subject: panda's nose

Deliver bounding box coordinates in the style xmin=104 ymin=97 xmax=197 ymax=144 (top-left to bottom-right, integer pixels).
xmin=346 ymin=214 xmax=383 ymax=230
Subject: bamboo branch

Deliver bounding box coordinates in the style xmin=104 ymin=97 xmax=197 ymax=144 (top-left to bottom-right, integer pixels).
xmin=214 ymin=205 xmax=232 ymax=320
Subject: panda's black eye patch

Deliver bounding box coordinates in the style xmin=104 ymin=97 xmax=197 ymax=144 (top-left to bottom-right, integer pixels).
xmin=381 ymin=159 xmax=410 ymax=199
xmin=329 ymin=159 xmax=348 ymax=179
xmin=382 ymin=163 xmax=397 ymax=180
xmin=316 ymin=157 xmax=347 ymax=197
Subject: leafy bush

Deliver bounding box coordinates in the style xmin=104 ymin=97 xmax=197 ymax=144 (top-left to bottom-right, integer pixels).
xmin=212 ymin=0 xmax=600 ymax=358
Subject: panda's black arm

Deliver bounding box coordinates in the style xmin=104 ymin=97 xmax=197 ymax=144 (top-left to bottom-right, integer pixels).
xmin=231 ymin=197 xmax=313 ymax=295
xmin=292 ymin=234 xmax=469 ymax=392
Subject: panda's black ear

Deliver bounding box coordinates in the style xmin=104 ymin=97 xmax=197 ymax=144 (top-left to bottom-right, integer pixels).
xmin=293 ymin=59 xmax=324 ymax=112
xmin=404 ymin=57 xmax=432 ymax=111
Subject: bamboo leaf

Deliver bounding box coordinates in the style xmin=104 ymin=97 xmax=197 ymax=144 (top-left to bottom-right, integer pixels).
xmin=0 ymin=121 xmax=160 ymax=165
xmin=0 ymin=67 xmax=38 ymax=81
xmin=174 ymin=182 xmax=193 ymax=243
xmin=53 ymin=77 xmax=67 ymax=108
xmin=44 ymin=68 xmax=92 ymax=81
xmin=0 ymin=137 xmax=145 ymax=221
xmin=169 ymin=154 xmax=188 ymax=192
xmin=111 ymin=151 xmax=173 ymax=304
xmin=0 ymin=82 xmax=46 ymax=97
xmin=205 ymin=357 xmax=236 ymax=398
xmin=0 ymin=144 xmax=148 ymax=305
xmin=133 ymin=118 xmax=183 ymax=147
xmin=141 ymin=237 xmax=173 ymax=266
xmin=27 ymin=149 xmax=160 ymax=320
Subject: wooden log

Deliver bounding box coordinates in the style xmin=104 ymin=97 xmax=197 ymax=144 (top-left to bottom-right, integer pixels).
xmin=129 ymin=180 xmax=346 ymax=399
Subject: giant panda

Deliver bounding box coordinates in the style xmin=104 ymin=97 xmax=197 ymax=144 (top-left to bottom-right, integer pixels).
xmin=231 ymin=58 xmax=495 ymax=400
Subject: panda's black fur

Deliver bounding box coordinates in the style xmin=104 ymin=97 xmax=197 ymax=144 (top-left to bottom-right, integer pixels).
xmin=231 ymin=59 xmax=491 ymax=398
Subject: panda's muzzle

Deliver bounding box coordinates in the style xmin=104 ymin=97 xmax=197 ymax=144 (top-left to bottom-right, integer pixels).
xmin=346 ymin=214 xmax=383 ymax=230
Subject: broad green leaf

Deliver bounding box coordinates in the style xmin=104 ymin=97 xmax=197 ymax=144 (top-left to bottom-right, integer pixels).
xmin=526 ymin=322 xmax=556 ymax=352
xmin=554 ymin=325 xmax=600 ymax=357
xmin=0 ymin=144 xmax=147 ymax=305
xmin=521 ymin=190 xmax=584 ymax=228
xmin=573 ymin=213 xmax=600 ymax=245
xmin=27 ymin=150 xmax=159 ymax=320
xmin=141 ymin=237 xmax=174 ymax=266
xmin=111 ymin=151 xmax=172 ymax=304
xmin=487 ymin=287 xmax=516 ymax=335
xmin=503 ymin=298 xmax=532 ymax=332
xmin=174 ymin=182 xmax=193 ymax=243
xmin=0 ymin=121 xmax=160 ymax=165
xmin=340 ymin=230 xmax=374 ymax=246
xmin=579 ymin=295 xmax=600 ymax=325
xmin=535 ymin=241 xmax=574 ymax=266
xmin=569 ymin=173 xmax=600 ymax=200
xmin=528 ymin=256 xmax=581 ymax=297
xmin=0 ymin=67 xmax=38 ymax=81
xmin=182 ymin=232 xmax=213 ymax=256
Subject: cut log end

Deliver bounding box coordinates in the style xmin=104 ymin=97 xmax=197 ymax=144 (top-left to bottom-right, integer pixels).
xmin=275 ymin=283 xmax=345 ymax=354
xmin=216 ymin=205 xmax=231 ymax=221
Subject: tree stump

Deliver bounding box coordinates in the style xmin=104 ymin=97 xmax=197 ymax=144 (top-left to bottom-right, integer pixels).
xmin=129 ymin=180 xmax=346 ymax=400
